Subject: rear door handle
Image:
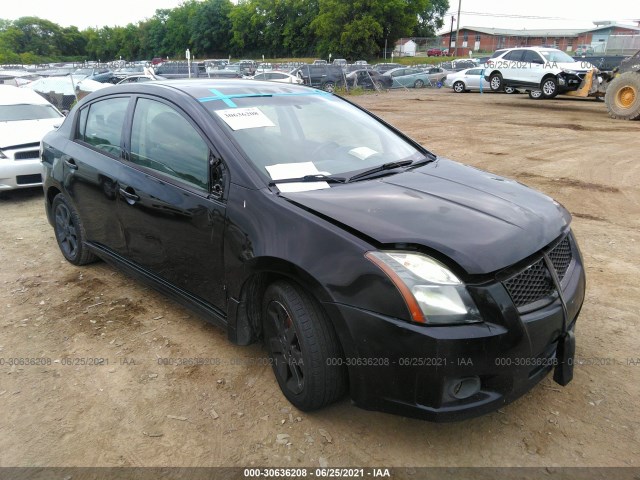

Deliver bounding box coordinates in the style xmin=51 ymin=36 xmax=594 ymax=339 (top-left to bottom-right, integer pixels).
xmin=119 ymin=187 xmax=140 ymax=204
xmin=62 ymin=156 xmax=78 ymax=170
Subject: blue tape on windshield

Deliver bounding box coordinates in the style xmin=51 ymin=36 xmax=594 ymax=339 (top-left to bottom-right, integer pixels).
xmin=198 ymin=89 xmax=330 ymax=105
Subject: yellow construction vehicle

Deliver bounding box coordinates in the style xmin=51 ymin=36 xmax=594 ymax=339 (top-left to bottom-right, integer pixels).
xmin=564 ymin=49 xmax=640 ymax=120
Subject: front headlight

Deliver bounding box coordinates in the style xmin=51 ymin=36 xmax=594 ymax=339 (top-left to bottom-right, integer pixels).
xmin=366 ymin=251 xmax=482 ymax=325
xmin=561 ymin=68 xmax=577 ymax=75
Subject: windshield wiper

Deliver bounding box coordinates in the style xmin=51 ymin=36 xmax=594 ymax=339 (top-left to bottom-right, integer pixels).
xmin=346 ymin=160 xmax=413 ymax=183
xmin=269 ymin=174 xmax=346 ymax=186
xmin=406 ymin=154 xmax=437 ymax=170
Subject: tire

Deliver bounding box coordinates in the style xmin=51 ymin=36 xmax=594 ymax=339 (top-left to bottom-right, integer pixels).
xmin=413 ymin=79 xmax=424 ymax=88
xmin=262 ymin=281 xmax=347 ymax=411
xmin=489 ymin=72 xmax=503 ymax=91
xmin=529 ymin=89 xmax=543 ymax=99
xmin=504 ymin=86 xmax=517 ymax=94
xmin=51 ymin=194 xmax=97 ymax=265
xmin=604 ymin=72 xmax=640 ymax=120
xmin=453 ymin=81 xmax=465 ymax=93
xmin=540 ymin=76 xmax=559 ymax=99
xmin=322 ymin=82 xmax=335 ymax=93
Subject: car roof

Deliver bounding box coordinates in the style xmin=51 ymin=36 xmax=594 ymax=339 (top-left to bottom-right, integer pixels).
xmin=78 ymin=79 xmax=324 ymax=105
xmin=502 ymin=46 xmax=562 ymax=52
xmin=0 ymin=85 xmax=52 ymax=106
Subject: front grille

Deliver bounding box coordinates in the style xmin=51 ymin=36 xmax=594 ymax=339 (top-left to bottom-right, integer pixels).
xmin=548 ymin=236 xmax=571 ymax=281
xmin=504 ymin=259 xmax=553 ymax=307
xmin=503 ymin=235 xmax=573 ymax=308
xmin=16 ymin=173 xmax=42 ymax=185
xmin=14 ymin=150 xmax=40 ymax=160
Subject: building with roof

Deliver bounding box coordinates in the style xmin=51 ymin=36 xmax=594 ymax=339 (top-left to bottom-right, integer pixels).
xmin=394 ymin=39 xmax=417 ymax=57
xmin=437 ymin=22 xmax=640 ymax=55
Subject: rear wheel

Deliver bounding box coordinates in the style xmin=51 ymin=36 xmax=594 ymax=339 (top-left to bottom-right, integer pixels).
xmin=453 ymin=81 xmax=465 ymax=93
xmin=540 ymin=76 xmax=559 ymax=99
xmin=604 ymin=72 xmax=640 ymax=120
xmin=504 ymin=86 xmax=518 ymax=94
xmin=529 ymin=89 xmax=543 ymax=99
xmin=52 ymin=194 xmax=97 ymax=265
xmin=414 ymin=79 xmax=424 ymax=88
xmin=489 ymin=72 xmax=503 ymax=91
xmin=262 ymin=281 xmax=347 ymax=411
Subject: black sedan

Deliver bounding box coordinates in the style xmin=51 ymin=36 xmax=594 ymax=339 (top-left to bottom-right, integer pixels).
xmin=41 ymin=80 xmax=585 ymax=421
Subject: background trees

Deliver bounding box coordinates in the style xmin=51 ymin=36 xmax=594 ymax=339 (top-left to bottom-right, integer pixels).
xmin=0 ymin=0 xmax=447 ymax=64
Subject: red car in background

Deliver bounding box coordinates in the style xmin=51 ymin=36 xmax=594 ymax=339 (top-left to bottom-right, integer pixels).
xmin=427 ymin=48 xmax=448 ymax=57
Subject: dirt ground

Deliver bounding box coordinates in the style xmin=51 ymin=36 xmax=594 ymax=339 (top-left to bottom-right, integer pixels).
xmin=1 ymin=88 xmax=639 ymax=469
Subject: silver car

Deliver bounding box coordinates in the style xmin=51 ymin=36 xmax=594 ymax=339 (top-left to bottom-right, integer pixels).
xmin=445 ymin=67 xmax=491 ymax=93
xmin=0 ymin=85 xmax=64 ymax=190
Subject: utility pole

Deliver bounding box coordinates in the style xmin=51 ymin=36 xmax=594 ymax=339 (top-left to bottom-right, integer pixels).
xmin=455 ymin=0 xmax=462 ymax=56
xmin=449 ymin=16 xmax=455 ymax=54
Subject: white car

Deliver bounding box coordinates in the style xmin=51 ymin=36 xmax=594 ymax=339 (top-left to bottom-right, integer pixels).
xmin=483 ymin=47 xmax=594 ymax=99
xmin=445 ymin=68 xmax=491 ymax=93
xmin=445 ymin=68 xmax=519 ymax=94
xmin=0 ymin=85 xmax=64 ymax=190
xmin=251 ymin=71 xmax=303 ymax=84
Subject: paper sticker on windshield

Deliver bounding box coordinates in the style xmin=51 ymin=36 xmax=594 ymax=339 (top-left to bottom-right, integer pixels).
xmin=215 ymin=107 xmax=275 ymax=130
xmin=265 ymin=162 xmax=329 ymax=193
xmin=349 ymin=146 xmax=378 ymax=160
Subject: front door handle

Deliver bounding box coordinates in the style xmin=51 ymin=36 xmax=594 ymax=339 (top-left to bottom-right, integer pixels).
xmin=119 ymin=187 xmax=140 ymax=204
xmin=62 ymin=156 xmax=78 ymax=170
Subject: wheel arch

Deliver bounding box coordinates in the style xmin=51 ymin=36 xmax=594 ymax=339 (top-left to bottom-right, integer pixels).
xmin=45 ymin=186 xmax=63 ymax=225
xmin=227 ymin=256 xmax=339 ymax=347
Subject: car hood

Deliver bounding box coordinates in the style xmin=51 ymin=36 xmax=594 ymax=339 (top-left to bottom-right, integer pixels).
xmin=281 ymin=158 xmax=571 ymax=275
xmin=0 ymin=118 xmax=63 ymax=149
xmin=552 ymin=61 xmax=593 ymax=71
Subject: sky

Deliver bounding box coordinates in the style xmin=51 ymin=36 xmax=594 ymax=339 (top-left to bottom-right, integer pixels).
xmin=0 ymin=0 xmax=638 ymax=31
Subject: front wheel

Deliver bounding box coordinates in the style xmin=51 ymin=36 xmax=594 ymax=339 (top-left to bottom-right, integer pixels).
xmin=489 ymin=72 xmax=503 ymax=91
xmin=262 ymin=281 xmax=347 ymax=411
xmin=604 ymin=71 xmax=640 ymax=120
xmin=414 ymin=79 xmax=424 ymax=88
xmin=540 ymin=76 xmax=559 ymax=98
xmin=504 ymin=86 xmax=518 ymax=94
xmin=453 ymin=81 xmax=465 ymax=93
xmin=322 ymin=82 xmax=335 ymax=93
xmin=52 ymin=194 xmax=97 ymax=265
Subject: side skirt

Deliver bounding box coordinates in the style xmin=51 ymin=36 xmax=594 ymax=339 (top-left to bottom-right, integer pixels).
xmin=86 ymin=242 xmax=228 ymax=331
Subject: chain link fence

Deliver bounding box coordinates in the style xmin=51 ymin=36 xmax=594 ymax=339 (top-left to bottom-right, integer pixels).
xmin=606 ymin=35 xmax=640 ymax=55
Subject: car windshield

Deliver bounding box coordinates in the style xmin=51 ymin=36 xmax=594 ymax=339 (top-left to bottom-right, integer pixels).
xmin=203 ymin=90 xmax=424 ymax=180
xmin=539 ymin=50 xmax=576 ymax=63
xmin=0 ymin=104 xmax=62 ymax=121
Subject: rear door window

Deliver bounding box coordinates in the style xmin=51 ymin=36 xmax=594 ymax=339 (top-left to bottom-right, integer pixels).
xmin=78 ymin=97 xmax=129 ymax=156
xmin=503 ymin=50 xmax=525 ymax=61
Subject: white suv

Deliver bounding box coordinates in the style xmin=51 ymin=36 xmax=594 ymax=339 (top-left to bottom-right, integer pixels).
xmin=483 ymin=47 xmax=594 ymax=99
